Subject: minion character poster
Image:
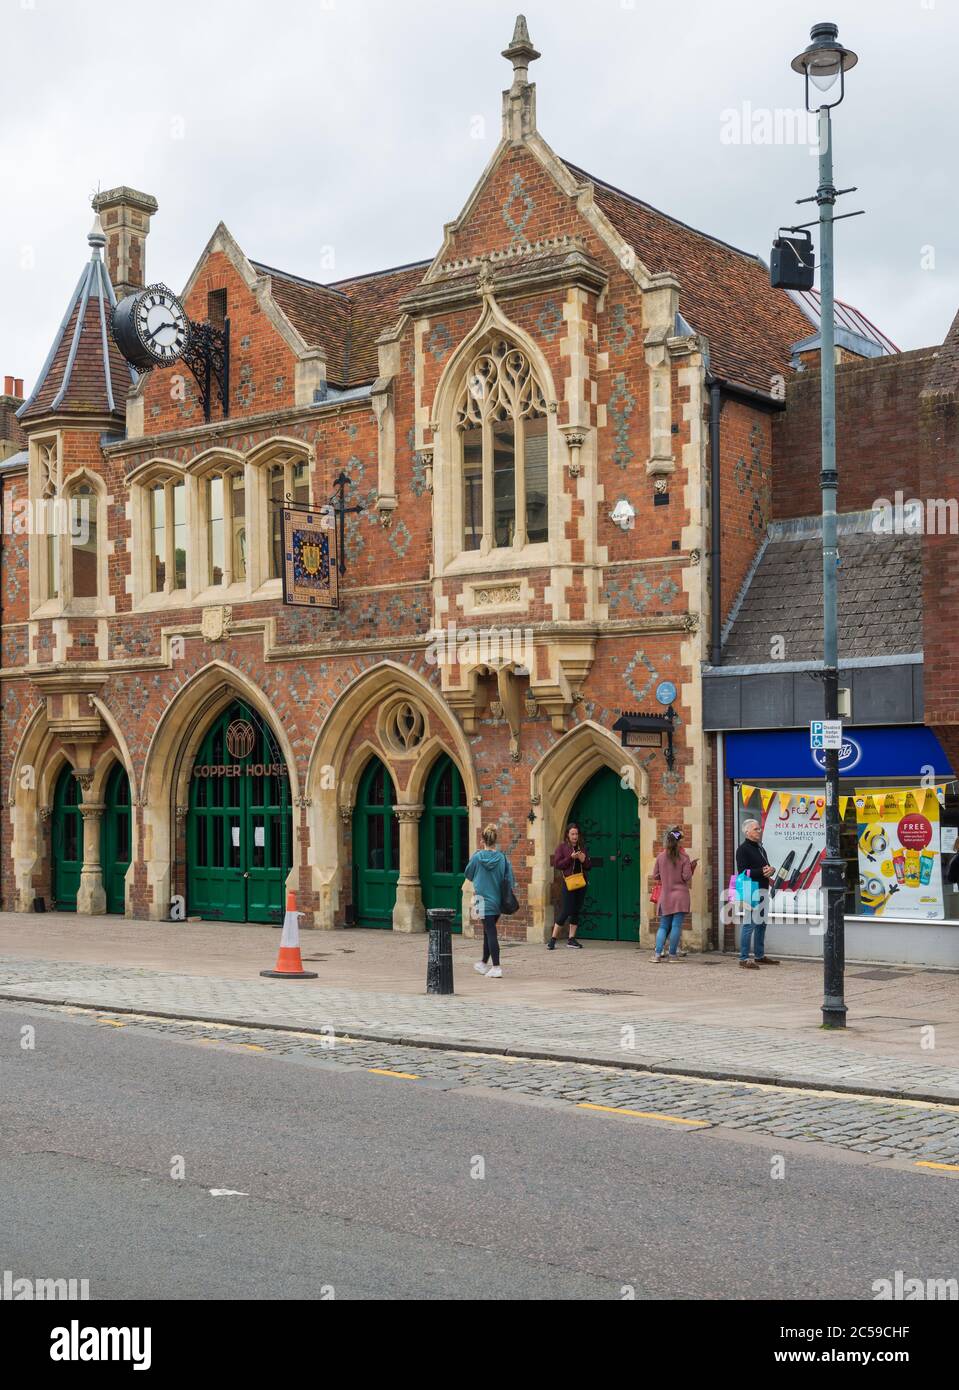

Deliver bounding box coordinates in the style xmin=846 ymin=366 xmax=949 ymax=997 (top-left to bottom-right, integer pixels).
xmin=855 ymin=788 xmax=944 ymax=920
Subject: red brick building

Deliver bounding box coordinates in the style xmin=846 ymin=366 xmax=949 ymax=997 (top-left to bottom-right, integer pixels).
xmin=0 ymin=18 xmax=896 ymax=948
xmin=704 ymin=301 xmax=959 ymax=965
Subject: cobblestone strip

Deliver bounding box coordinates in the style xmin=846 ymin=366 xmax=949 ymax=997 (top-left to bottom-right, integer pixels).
xmin=1 ymin=955 xmax=958 ymax=1103
xmin=15 ymin=1002 xmax=959 ymax=1167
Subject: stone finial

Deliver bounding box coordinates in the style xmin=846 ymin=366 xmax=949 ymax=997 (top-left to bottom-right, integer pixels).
xmin=88 ymin=213 xmax=106 ymax=254
xmin=502 ymin=14 xmax=540 ymax=90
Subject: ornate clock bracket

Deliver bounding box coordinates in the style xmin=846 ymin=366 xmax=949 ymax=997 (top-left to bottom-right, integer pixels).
xmin=181 ymin=317 xmax=230 ymax=423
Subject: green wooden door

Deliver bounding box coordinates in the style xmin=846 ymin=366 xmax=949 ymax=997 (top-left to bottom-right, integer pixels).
xmin=568 ymin=768 xmax=642 ymax=941
xmin=100 ymin=763 xmax=132 ymax=915
xmin=352 ymin=757 xmax=399 ymax=927
xmin=187 ymin=703 xmax=292 ymax=924
xmin=420 ymin=755 xmax=468 ymax=933
xmin=51 ymin=765 xmax=82 ymax=912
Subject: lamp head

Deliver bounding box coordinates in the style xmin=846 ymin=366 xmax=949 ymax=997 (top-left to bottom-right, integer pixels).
xmin=791 ymin=22 xmax=857 ymax=106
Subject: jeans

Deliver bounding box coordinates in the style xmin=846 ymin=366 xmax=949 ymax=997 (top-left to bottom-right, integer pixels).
xmin=482 ymin=915 xmax=501 ymax=968
xmin=740 ymin=896 xmax=768 ymax=960
xmin=655 ymin=911 xmax=685 ymax=956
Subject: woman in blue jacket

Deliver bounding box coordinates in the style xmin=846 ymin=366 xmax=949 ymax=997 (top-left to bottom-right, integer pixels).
xmin=464 ymin=823 xmax=515 ymax=979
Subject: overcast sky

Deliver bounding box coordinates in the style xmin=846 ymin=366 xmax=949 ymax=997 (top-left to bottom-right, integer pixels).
xmin=1 ymin=0 xmax=955 ymax=393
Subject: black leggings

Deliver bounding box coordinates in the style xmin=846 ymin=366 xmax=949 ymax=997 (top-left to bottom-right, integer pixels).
xmin=556 ymin=885 xmax=587 ymax=927
xmin=482 ymin=915 xmax=501 ymax=968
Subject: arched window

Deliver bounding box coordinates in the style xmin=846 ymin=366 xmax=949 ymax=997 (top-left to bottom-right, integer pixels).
xmin=205 ymin=468 xmax=245 ymax=587
xmin=37 ymin=438 xmax=60 ymax=601
xmin=69 ymin=483 xmax=97 ymax=598
xmin=455 ymin=339 xmax=548 ymax=553
xmin=149 ymin=477 xmax=187 ymax=592
xmin=268 ymin=456 xmax=310 ymax=578
xmin=56 ymin=472 xmax=106 ymax=607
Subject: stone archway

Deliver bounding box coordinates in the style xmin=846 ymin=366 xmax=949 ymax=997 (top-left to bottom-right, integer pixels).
xmin=139 ymin=662 xmax=299 ymax=922
xmin=306 ymin=661 xmax=478 ymax=931
xmin=7 ymin=701 xmax=136 ymax=916
xmin=528 ymin=720 xmax=656 ymax=944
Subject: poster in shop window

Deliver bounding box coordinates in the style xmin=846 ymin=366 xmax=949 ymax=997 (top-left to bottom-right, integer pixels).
xmin=746 ymin=788 xmax=827 ymax=916
xmin=855 ymin=788 xmax=944 ymax=920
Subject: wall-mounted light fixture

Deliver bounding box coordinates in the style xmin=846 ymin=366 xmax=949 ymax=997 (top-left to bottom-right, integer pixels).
xmin=613 ymin=707 xmax=677 ymax=771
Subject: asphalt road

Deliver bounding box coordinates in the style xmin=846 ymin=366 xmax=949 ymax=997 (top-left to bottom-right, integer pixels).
xmin=1 ymin=1002 xmax=957 ymax=1301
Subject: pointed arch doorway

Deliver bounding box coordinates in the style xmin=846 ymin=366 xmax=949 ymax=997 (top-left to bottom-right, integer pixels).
xmin=101 ymin=763 xmax=132 ymax=914
xmin=352 ymin=756 xmax=399 ymax=927
xmin=51 ymin=765 xmax=82 ymax=912
xmin=420 ymin=754 xmax=469 ymax=932
xmin=568 ymin=767 xmax=643 ymax=941
xmin=186 ymin=701 xmax=292 ymax=923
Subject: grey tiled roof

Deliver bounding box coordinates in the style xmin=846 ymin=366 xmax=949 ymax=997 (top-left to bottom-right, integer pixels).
xmin=722 ymin=530 xmax=921 ymax=665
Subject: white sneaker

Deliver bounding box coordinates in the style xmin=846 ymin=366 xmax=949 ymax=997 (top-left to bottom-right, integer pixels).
xmin=473 ymin=961 xmax=489 ymax=975
xmin=486 ymin=966 xmax=503 ymax=978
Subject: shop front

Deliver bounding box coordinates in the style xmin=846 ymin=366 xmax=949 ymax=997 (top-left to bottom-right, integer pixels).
xmin=722 ymin=726 xmax=959 ymax=967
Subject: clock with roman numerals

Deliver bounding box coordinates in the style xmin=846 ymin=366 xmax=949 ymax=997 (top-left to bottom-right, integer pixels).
xmin=112 ymin=282 xmax=191 ymax=370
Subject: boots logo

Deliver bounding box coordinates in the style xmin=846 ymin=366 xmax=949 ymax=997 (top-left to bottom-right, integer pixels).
xmin=226 ymin=720 xmax=256 ymax=759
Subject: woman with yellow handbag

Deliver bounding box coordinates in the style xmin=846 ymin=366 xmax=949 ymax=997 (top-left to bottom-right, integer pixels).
xmin=549 ymin=823 xmax=590 ymax=950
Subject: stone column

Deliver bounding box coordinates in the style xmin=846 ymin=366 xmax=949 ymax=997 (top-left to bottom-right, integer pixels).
xmin=76 ymin=797 xmax=107 ymax=915
xmin=392 ymin=804 xmax=425 ymax=934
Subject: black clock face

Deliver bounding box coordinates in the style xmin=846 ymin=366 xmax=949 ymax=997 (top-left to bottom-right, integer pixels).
xmin=112 ymin=283 xmax=190 ymax=370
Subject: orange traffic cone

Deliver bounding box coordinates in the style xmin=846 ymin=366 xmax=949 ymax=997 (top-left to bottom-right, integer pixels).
xmin=260 ymin=889 xmax=318 ymax=979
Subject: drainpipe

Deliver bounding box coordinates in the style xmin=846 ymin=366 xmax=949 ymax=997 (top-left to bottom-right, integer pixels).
xmin=709 ymin=379 xmax=722 ymax=667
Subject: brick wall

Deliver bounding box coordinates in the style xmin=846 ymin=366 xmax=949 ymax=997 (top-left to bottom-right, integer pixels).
xmin=718 ymin=398 xmax=772 ymax=631
xmin=920 ymin=319 xmax=959 ymax=727
xmin=772 ymin=348 xmax=937 ymax=520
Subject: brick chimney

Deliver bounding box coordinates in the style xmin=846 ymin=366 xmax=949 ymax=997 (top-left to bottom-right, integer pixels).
xmin=91 ymin=186 xmax=158 ymax=300
xmin=1 ymin=375 xmax=26 ymax=461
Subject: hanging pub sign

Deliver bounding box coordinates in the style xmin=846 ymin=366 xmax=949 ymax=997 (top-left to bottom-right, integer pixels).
xmin=281 ymin=504 xmax=338 ymax=609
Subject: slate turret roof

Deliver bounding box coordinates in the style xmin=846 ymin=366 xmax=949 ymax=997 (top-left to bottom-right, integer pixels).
xmin=18 ymin=215 xmax=136 ymax=424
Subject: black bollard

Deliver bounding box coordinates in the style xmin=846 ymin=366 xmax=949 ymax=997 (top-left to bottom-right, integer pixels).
xmin=426 ymin=908 xmax=455 ymax=995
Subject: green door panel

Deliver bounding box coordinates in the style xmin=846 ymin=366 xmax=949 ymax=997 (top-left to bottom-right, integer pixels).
xmin=568 ymin=768 xmax=642 ymax=942
xmin=186 ymin=702 xmax=291 ymax=924
xmin=52 ymin=765 xmax=82 ymax=912
xmin=419 ymin=755 xmax=468 ymax=933
xmin=352 ymin=757 xmax=399 ymax=927
xmin=100 ymin=763 xmax=132 ymax=914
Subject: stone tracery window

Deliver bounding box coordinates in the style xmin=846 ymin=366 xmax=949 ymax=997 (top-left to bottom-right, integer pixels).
xmin=382 ymin=700 xmax=426 ymax=754
xmin=455 ymin=339 xmax=548 ymax=553
xmin=38 ymin=440 xmax=60 ymax=600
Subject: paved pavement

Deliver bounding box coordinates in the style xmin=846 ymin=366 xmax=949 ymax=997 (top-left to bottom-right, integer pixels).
xmin=1 ymin=923 xmax=958 ymax=1100
xmin=3 ymin=1001 xmax=958 ymax=1301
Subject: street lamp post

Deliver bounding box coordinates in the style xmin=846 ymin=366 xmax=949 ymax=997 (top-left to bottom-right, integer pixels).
xmin=791 ymin=23 xmax=858 ymax=1029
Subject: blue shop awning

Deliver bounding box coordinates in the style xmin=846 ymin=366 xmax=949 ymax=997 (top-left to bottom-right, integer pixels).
xmin=725 ymin=726 xmax=954 ymax=781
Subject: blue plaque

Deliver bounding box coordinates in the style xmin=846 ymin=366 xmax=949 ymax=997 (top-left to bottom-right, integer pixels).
xmin=655 ymin=681 xmax=677 ymax=707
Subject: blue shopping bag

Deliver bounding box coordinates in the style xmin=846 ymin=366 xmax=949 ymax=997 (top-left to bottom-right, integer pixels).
xmin=735 ymin=870 xmax=760 ymax=907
